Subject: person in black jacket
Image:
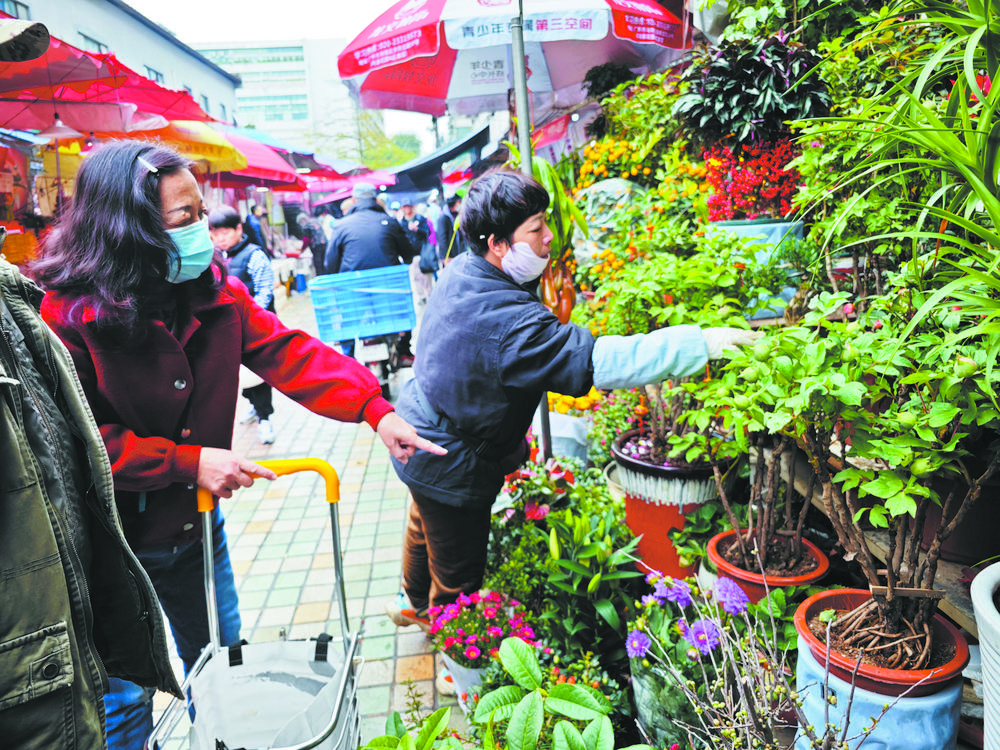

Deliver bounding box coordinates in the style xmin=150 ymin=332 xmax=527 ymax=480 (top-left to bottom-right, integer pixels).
xmin=209 ymin=205 xmax=278 ymax=444
xmin=435 ymin=194 xmax=466 ymax=265
xmin=385 ymin=170 xmax=760 ymax=663
xmin=323 ymin=182 xmax=416 ymax=359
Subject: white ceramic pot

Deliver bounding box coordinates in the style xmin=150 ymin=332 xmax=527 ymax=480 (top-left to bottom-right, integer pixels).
xmin=972 ymin=561 xmax=1000 ymax=750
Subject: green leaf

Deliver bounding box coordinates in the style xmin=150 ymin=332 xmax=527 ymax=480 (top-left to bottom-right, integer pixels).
xmin=553 ymin=721 xmax=588 ymax=750
xmin=415 ymin=707 xmax=451 ymax=750
xmin=581 ymin=715 xmax=615 ymax=750
xmin=545 ymin=684 xmax=610 ymax=721
xmin=474 ymin=685 xmax=525 ymax=724
xmin=399 ymin=733 xmax=416 ymax=750
xmin=860 ymin=474 xmax=905 ymax=500
xmin=385 ymin=712 xmax=407 ymax=738
xmin=593 ymin=598 xmax=621 ymax=630
xmin=507 ymin=691 xmax=544 ymax=750
xmin=364 ymin=736 xmax=400 ymax=749
xmin=500 ymin=637 xmax=544 ymax=691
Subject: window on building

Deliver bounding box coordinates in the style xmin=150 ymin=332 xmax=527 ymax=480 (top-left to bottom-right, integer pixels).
xmin=145 ymin=66 xmax=164 ymax=84
xmin=78 ymin=33 xmax=108 ymax=54
xmin=201 ymin=95 xmax=210 ymax=113
xmin=220 ymin=103 xmax=228 ymax=122
xmin=0 ymin=1 xmax=29 ymax=19
xmin=183 ymin=85 xmax=193 ymax=94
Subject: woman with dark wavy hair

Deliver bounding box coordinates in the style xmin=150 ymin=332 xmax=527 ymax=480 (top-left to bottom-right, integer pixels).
xmin=34 ymin=139 xmax=444 ymax=750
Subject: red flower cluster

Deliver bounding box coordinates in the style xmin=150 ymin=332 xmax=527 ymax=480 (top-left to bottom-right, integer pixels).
xmin=703 ymin=139 xmax=801 ymax=221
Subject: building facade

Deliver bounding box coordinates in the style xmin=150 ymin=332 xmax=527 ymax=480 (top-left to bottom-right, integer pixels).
xmin=5 ymin=0 xmax=239 ymax=123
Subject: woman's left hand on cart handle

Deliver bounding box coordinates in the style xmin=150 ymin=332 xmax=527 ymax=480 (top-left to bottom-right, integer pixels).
xmin=376 ymin=412 xmax=448 ymax=464
xmin=197 ymin=447 xmax=279 ymax=499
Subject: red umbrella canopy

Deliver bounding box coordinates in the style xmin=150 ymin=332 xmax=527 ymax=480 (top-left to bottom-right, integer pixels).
xmin=0 ymin=32 xmax=123 ymax=97
xmin=49 ymin=53 xmax=210 ymax=121
xmin=338 ymin=0 xmax=690 ymax=117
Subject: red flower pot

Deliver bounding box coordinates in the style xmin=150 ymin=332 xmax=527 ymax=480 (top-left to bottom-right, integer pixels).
xmin=793 ymin=588 xmax=970 ymax=697
xmin=611 ymin=429 xmax=726 ymax=579
xmin=707 ymin=529 xmax=829 ymax=604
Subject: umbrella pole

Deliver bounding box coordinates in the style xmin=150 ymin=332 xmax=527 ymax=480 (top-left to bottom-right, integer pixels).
xmin=511 ymin=2 xmax=552 ymax=461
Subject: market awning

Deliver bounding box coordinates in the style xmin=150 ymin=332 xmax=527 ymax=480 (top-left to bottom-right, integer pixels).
xmin=216 ymin=130 xmax=303 ymax=189
xmin=390 ymin=124 xmax=490 ymax=192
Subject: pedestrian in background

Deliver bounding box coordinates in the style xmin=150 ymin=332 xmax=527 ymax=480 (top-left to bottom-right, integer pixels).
xmin=323 ymin=183 xmax=416 ymax=361
xmin=436 ymin=194 xmax=466 ymax=265
xmin=210 ymin=205 xmax=278 ymax=444
xmin=32 ymin=141 xmax=444 ymax=750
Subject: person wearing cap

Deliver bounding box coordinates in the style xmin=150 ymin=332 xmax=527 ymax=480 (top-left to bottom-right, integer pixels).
xmin=323 ymin=183 xmax=416 ymax=359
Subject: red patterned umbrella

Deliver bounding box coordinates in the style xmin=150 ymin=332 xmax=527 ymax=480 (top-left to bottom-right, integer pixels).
xmin=338 ymin=0 xmax=690 ymax=118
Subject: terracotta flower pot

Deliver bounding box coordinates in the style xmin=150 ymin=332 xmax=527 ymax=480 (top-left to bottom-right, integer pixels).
xmin=706 ymin=529 xmax=829 ymax=604
xmin=611 ymin=429 xmax=727 ymax=579
xmin=792 ymin=588 xmax=969 ymax=698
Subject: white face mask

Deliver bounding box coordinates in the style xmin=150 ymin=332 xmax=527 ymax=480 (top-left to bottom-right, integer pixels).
xmin=500 ymin=241 xmax=549 ymax=285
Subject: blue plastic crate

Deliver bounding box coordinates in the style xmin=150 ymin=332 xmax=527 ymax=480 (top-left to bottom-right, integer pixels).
xmin=308 ymin=266 xmax=416 ymax=343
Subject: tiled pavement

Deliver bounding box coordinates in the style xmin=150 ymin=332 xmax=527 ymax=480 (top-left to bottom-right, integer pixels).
xmin=150 ymin=282 xmax=467 ymax=747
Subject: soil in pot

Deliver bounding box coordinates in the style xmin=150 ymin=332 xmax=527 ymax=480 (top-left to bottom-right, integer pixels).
xmin=794 ymin=589 xmax=969 ymax=697
xmin=804 ymin=609 xmax=957 ymax=673
xmin=709 ymin=529 xmax=829 ymax=603
xmin=717 ymin=533 xmax=820 ymax=578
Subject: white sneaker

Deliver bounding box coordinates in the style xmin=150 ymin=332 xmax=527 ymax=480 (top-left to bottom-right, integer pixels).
xmin=257 ymin=419 xmax=275 ymax=444
xmin=240 ymin=405 xmax=258 ymax=424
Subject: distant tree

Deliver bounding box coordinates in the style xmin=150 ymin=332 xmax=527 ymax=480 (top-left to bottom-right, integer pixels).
xmin=307 ymin=107 xmax=420 ymax=169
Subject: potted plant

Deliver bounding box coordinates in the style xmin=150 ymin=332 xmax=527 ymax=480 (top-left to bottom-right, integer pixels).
xmin=573 ymin=231 xmax=783 ymax=578
xmin=624 ymin=571 xmax=892 ymax=749
xmin=428 ymin=590 xmax=537 ymax=710
xmin=471 ymin=638 xmax=647 ymax=750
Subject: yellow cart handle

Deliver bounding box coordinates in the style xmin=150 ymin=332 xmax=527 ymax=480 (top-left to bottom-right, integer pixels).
xmin=197 ymin=457 xmax=342 ymax=511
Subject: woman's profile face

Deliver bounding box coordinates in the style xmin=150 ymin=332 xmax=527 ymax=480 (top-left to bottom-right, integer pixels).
xmin=509 ymin=211 xmax=553 ymax=258
xmin=159 ymin=168 xmax=207 ymax=230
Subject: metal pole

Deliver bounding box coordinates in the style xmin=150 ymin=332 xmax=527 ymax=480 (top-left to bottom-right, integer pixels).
xmin=511 ymin=2 xmax=552 ymax=461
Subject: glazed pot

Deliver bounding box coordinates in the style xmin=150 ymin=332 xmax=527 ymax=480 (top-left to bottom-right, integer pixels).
xmin=707 ymin=529 xmax=829 ymax=604
xmin=792 ymin=588 xmax=969 ymax=698
xmin=611 ymin=429 xmax=727 ymax=578
xmin=970 ymin=562 xmax=1000 ymax=750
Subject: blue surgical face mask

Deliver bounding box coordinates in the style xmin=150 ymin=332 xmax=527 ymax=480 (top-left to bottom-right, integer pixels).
xmin=165 ymin=218 xmax=214 ymax=283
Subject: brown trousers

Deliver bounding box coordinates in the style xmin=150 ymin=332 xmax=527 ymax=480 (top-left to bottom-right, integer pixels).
xmin=402 ymin=490 xmax=492 ymax=612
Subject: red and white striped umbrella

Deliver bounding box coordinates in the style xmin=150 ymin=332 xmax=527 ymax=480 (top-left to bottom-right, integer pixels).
xmin=338 ymin=0 xmax=690 ymax=118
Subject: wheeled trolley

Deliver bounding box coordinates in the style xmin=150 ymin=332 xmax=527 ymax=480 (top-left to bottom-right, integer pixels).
xmin=146 ymin=458 xmax=362 ymax=750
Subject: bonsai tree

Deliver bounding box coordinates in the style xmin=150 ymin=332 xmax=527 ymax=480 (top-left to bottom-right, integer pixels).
xmin=721 ymin=287 xmax=1000 ymax=668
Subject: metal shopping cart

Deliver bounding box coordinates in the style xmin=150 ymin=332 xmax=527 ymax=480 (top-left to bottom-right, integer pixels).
xmin=308 ymin=266 xmax=417 ymax=398
xmin=146 ymin=458 xmax=362 ymax=750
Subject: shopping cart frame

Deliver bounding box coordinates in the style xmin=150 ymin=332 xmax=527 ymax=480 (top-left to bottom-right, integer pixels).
xmin=146 ymin=458 xmax=361 ymax=750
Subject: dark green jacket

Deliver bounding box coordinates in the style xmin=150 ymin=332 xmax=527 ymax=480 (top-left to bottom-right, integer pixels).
xmin=0 ymin=254 xmax=181 ymax=749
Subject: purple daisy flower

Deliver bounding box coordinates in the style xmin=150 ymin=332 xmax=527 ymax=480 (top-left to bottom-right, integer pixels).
xmin=715 ymin=577 xmax=750 ymax=615
xmin=681 ymin=618 xmax=721 ymax=655
xmin=663 ymin=579 xmax=694 ymax=608
xmin=641 ymin=593 xmax=659 ymax=607
xmin=626 ymin=629 xmax=652 ymax=658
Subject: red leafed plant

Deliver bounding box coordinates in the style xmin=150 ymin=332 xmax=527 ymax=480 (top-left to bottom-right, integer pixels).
xmin=704 ymin=138 xmax=801 ymax=221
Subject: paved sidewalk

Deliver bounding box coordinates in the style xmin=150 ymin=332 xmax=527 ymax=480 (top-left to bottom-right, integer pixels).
xmin=151 ymin=284 xmax=467 ymax=748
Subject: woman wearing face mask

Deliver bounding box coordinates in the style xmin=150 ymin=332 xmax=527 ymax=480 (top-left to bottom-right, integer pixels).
xmin=385 ymin=170 xmax=760 ymax=666
xmin=32 ymin=140 xmax=444 ymax=749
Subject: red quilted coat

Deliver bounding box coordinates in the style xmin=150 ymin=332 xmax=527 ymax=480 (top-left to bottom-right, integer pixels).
xmin=41 ymin=275 xmax=392 ymax=548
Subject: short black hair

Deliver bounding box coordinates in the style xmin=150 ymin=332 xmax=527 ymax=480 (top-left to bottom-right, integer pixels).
xmin=460 ymin=169 xmax=550 ymax=256
xmin=208 ymin=205 xmax=241 ymax=230
xmin=446 ymin=194 xmax=462 ymax=208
